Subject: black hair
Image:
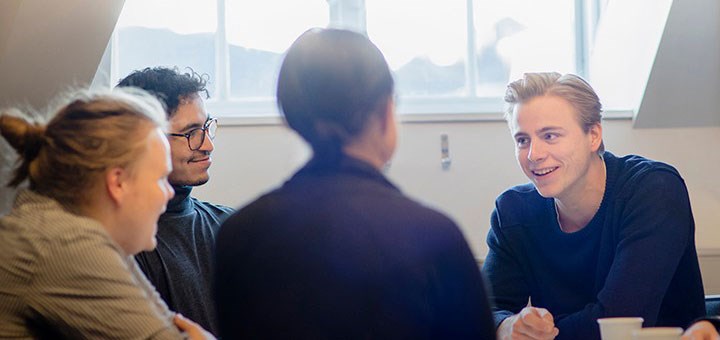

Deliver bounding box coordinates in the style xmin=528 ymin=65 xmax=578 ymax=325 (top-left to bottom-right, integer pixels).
xmin=277 ymin=28 xmax=394 ymax=155
xmin=116 ymin=66 xmax=209 ymax=117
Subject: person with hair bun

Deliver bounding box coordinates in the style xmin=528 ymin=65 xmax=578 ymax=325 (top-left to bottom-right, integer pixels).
xmin=0 ymin=88 xmax=213 ymax=339
xmin=214 ymin=28 xmax=496 ymax=339
xmin=483 ymin=72 xmax=704 ymax=339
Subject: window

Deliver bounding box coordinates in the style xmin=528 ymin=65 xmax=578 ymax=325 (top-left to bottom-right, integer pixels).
xmin=113 ymin=0 xmax=601 ymax=118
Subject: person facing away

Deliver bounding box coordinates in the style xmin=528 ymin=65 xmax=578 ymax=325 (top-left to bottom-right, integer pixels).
xmin=482 ymin=72 xmax=705 ymax=340
xmin=214 ymin=28 xmax=497 ymax=339
xmin=117 ymin=67 xmax=234 ymax=336
xmin=0 ymin=88 xmax=213 ymax=339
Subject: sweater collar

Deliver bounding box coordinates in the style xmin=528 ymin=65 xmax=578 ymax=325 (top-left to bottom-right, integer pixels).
xmin=602 ymin=151 xmax=619 ymax=199
xmin=293 ymin=152 xmax=398 ymax=191
xmin=165 ymin=185 xmax=193 ymax=214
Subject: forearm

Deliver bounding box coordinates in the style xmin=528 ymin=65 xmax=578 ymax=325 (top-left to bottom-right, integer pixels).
xmin=493 ymin=310 xmax=515 ymax=329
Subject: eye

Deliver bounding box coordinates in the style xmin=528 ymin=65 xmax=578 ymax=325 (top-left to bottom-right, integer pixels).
xmin=543 ymin=133 xmax=559 ymax=141
xmin=515 ymin=137 xmax=529 ymax=147
xmin=187 ymin=127 xmax=203 ymax=139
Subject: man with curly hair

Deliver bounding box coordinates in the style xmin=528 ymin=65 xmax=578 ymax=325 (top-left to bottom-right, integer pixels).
xmin=118 ymin=67 xmax=233 ymax=336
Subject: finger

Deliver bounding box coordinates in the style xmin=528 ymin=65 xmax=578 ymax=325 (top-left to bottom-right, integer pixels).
xmin=173 ymin=314 xmax=190 ymax=328
xmin=521 ymin=308 xmax=554 ymax=332
xmin=173 ymin=314 xmax=200 ymax=335
xmin=534 ymin=307 xmax=555 ymax=323
xmin=511 ymin=334 xmax=537 ymax=340
xmin=516 ymin=320 xmax=557 ymax=340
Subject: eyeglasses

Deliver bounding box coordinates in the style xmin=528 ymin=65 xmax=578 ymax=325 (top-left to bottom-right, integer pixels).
xmin=168 ymin=117 xmax=218 ymax=151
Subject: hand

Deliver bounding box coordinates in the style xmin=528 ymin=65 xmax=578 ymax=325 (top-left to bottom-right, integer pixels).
xmin=682 ymin=321 xmax=720 ymax=340
xmin=173 ymin=314 xmax=216 ymax=340
xmin=497 ymin=307 xmax=559 ymax=340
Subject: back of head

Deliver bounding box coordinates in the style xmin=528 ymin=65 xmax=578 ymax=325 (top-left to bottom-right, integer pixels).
xmin=277 ymin=28 xmax=394 ymax=154
xmin=116 ymin=66 xmax=208 ymax=117
xmin=0 ymin=88 xmax=166 ymax=208
xmin=504 ymin=72 xmax=604 ymax=153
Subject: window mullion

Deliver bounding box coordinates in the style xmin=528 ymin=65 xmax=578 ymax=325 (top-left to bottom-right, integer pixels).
xmin=215 ymin=0 xmax=230 ymax=100
xmin=327 ymin=0 xmax=367 ymax=34
xmin=110 ymin=30 xmax=120 ymax=87
xmin=465 ymin=0 xmax=478 ymax=97
xmin=574 ymin=0 xmax=589 ymax=78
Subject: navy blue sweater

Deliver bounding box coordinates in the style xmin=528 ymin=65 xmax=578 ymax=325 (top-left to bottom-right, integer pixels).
xmin=483 ymin=152 xmax=704 ymax=339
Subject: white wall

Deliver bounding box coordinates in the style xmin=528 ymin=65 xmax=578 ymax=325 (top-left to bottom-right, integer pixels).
xmin=194 ymin=119 xmax=720 ymax=259
xmin=194 ymin=118 xmax=720 ymax=292
xmin=1 ymin=0 xmax=719 ymax=292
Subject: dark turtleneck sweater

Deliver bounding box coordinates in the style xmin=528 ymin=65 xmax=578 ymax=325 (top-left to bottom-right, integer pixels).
xmin=135 ymin=185 xmax=234 ymax=336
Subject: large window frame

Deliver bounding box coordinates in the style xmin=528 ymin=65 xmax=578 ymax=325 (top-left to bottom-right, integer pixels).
xmin=110 ymin=0 xmax=604 ymax=121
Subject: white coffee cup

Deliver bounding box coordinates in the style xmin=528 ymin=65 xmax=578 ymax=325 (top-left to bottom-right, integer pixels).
xmin=597 ymin=317 xmax=644 ymax=340
xmin=632 ymin=327 xmax=682 ymax=340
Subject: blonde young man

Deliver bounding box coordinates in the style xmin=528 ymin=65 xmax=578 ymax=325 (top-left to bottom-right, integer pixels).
xmin=483 ymin=72 xmax=704 ymax=340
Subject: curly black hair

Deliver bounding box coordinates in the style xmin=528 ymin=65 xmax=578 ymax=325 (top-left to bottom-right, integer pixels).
xmin=116 ymin=66 xmax=209 ymax=117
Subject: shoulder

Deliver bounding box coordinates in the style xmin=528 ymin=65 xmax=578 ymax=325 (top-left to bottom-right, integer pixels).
xmin=610 ymin=152 xmax=679 ymax=174
xmin=219 ymin=181 xmax=462 ymax=243
xmin=493 ymin=183 xmax=548 ymax=227
xmin=4 ymin=193 xmax=111 ymax=247
xmin=496 ymin=183 xmax=541 ymax=206
xmin=189 ymin=197 xmax=235 ymax=218
xmin=606 ymin=152 xmax=686 ymax=195
xmin=217 ymin=189 xmax=281 ymax=241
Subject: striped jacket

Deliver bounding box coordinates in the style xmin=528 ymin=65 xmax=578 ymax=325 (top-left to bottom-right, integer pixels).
xmin=0 ymin=190 xmax=184 ymax=339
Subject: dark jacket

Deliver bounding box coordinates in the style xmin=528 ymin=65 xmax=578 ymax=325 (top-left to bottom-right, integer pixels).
xmin=215 ymin=153 xmax=496 ymax=339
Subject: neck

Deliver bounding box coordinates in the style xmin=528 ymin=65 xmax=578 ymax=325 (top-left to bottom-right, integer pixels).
xmin=77 ymin=198 xmax=131 ymax=256
xmin=166 ymin=184 xmax=192 ymax=212
xmin=341 ymin=118 xmax=390 ymax=171
xmin=555 ymin=154 xmax=606 ymax=233
xmin=343 ymin=144 xmax=385 ymax=170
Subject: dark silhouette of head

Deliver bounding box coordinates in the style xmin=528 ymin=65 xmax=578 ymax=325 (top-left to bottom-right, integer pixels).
xmin=277 ymin=28 xmax=394 ymax=155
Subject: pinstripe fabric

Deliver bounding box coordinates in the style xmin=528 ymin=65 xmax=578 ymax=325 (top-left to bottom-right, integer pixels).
xmin=0 ymin=190 xmax=185 ymax=339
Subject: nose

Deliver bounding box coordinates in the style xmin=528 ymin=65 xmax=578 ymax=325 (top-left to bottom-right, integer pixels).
xmin=198 ymin=130 xmax=215 ymax=153
xmin=527 ymin=141 xmax=547 ymax=163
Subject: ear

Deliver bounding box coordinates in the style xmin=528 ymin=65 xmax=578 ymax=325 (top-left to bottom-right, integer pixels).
xmin=105 ymin=167 xmax=128 ymax=206
xmin=378 ymin=96 xmax=395 ymax=134
xmin=588 ymin=123 xmax=603 ymax=152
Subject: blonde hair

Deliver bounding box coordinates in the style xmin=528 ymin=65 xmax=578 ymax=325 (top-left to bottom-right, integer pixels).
xmin=504 ymin=72 xmax=604 ymax=154
xmin=0 ymin=88 xmax=166 ymax=207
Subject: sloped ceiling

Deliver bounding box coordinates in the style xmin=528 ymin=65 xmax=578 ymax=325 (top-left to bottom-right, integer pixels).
xmin=0 ymin=0 xmax=125 ymax=109
xmin=635 ymin=0 xmax=720 ymax=128
xmin=0 ymin=0 xmax=124 ymax=215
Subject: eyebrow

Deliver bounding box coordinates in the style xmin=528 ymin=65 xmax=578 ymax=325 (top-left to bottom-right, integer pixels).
xmin=178 ymin=122 xmax=204 ymax=132
xmin=536 ymin=126 xmax=564 ymax=134
xmin=513 ymin=126 xmax=565 ymax=139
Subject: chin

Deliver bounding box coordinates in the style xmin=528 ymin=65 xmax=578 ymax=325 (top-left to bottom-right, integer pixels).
xmin=170 ymin=174 xmax=209 ymax=187
xmin=533 ymin=185 xmax=559 ymax=199
xmin=145 ymin=236 xmax=158 ymax=252
xmin=190 ymin=176 xmax=210 ymax=186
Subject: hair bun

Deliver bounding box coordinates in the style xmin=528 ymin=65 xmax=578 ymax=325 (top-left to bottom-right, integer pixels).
xmin=0 ymin=114 xmax=47 ymax=161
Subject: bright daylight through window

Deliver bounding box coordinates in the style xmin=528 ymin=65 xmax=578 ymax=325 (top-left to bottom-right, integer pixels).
xmin=113 ymin=0 xmax=601 ymax=117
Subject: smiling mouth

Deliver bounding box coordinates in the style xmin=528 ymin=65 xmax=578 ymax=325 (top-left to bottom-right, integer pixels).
xmin=189 ymin=157 xmax=210 ymax=164
xmin=531 ymin=167 xmax=558 ymax=177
